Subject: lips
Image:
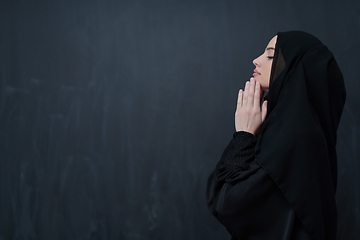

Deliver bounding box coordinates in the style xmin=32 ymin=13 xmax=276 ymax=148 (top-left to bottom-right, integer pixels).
xmin=253 ymin=69 xmax=261 ymax=76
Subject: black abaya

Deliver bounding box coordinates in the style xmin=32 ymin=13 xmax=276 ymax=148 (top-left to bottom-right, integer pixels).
xmin=206 ymin=31 xmax=346 ymax=240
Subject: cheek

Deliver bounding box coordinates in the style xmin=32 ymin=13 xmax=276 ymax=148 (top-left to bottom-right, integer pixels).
xmin=267 ymin=61 xmax=273 ymax=77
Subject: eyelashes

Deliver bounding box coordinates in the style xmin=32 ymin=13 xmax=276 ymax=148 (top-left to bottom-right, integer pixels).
xmin=267 ymin=56 xmax=274 ymax=59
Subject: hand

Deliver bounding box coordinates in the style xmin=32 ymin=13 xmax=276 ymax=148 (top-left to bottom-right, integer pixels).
xmin=235 ymin=78 xmax=268 ymax=135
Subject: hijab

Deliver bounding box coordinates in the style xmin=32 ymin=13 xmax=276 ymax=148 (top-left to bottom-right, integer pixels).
xmin=256 ymin=31 xmax=346 ymax=239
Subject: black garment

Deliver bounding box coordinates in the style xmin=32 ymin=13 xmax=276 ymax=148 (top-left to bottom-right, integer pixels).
xmin=207 ymin=132 xmax=311 ymax=239
xmin=207 ymin=31 xmax=346 ymax=240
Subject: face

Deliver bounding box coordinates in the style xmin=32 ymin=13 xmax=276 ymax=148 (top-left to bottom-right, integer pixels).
xmin=252 ymin=35 xmax=278 ymax=92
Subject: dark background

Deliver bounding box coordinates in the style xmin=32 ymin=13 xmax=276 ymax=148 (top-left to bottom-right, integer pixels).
xmin=0 ymin=0 xmax=359 ymax=239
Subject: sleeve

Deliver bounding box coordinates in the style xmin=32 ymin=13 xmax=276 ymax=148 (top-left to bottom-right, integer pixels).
xmin=206 ymin=131 xmax=263 ymax=234
xmin=213 ymin=131 xmax=257 ymax=184
xmin=206 ymin=132 xmax=311 ymax=240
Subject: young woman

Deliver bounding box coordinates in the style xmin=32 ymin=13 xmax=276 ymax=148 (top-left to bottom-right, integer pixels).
xmin=206 ymin=31 xmax=346 ymax=240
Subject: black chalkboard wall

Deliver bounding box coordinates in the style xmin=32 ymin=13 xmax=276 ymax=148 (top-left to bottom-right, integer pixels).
xmin=1 ymin=0 xmax=359 ymax=239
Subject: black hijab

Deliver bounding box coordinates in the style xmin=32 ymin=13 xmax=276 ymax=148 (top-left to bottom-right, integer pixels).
xmin=256 ymin=31 xmax=346 ymax=239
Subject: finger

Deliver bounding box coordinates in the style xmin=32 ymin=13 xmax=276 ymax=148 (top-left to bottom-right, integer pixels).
xmin=247 ymin=78 xmax=255 ymax=106
xmin=243 ymin=81 xmax=249 ymax=106
xmin=261 ymin=100 xmax=268 ymax=122
xmin=259 ymin=87 xmax=264 ymax=101
xmin=237 ymin=89 xmax=243 ymax=107
xmin=254 ymin=81 xmax=261 ymax=108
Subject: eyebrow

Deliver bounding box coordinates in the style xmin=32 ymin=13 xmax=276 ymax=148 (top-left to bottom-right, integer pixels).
xmin=266 ymin=47 xmax=275 ymax=50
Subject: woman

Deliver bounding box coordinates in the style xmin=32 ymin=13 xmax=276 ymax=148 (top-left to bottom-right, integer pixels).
xmin=206 ymin=31 xmax=346 ymax=240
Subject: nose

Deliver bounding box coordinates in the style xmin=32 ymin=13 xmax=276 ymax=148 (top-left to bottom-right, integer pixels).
xmin=253 ymin=55 xmax=261 ymax=67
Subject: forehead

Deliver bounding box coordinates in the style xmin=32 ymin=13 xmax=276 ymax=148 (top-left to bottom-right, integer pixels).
xmin=267 ymin=35 xmax=278 ymax=48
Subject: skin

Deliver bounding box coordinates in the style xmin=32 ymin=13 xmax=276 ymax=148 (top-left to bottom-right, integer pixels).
xmin=235 ymin=36 xmax=277 ymax=135
xmin=252 ymin=35 xmax=277 ymax=92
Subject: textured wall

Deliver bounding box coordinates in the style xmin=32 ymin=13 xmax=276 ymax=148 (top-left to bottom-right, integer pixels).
xmin=0 ymin=0 xmax=359 ymax=239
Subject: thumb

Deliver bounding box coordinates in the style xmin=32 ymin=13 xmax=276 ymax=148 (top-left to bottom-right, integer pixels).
xmin=261 ymin=100 xmax=268 ymax=122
